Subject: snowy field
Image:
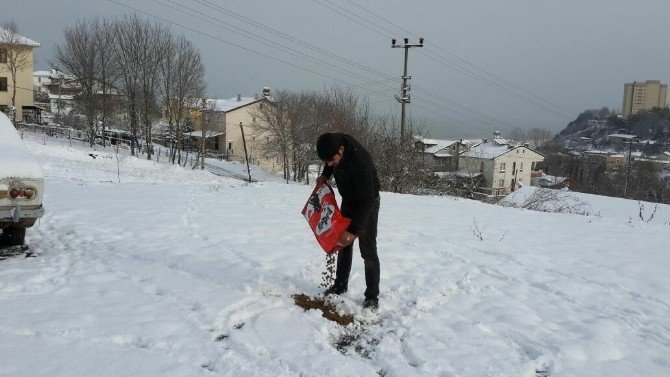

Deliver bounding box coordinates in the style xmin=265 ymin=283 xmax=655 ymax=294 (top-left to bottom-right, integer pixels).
xmin=1 ymin=132 xmax=670 ymax=376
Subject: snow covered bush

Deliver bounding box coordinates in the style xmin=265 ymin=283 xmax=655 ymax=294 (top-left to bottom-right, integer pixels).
xmin=499 ymin=186 xmax=594 ymax=216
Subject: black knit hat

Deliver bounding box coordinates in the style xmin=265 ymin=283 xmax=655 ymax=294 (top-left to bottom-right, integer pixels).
xmin=316 ymin=133 xmax=342 ymax=161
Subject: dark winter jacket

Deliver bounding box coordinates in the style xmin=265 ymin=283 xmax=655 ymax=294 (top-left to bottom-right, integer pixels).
xmin=321 ymin=133 xmax=380 ymax=235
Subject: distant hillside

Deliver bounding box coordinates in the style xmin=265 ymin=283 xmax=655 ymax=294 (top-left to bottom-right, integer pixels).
xmin=554 ymin=107 xmax=670 ymax=144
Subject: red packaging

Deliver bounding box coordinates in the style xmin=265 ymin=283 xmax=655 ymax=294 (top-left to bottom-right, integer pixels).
xmin=301 ymin=182 xmax=351 ymax=253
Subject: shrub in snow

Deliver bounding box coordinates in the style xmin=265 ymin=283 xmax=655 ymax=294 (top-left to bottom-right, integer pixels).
xmin=499 ymin=187 xmax=593 ymax=216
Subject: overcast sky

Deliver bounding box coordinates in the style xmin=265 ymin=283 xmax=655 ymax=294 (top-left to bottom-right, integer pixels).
xmin=6 ymin=0 xmax=670 ymax=138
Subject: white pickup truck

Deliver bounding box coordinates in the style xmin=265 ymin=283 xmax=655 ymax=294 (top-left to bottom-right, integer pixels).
xmin=0 ymin=113 xmax=45 ymax=246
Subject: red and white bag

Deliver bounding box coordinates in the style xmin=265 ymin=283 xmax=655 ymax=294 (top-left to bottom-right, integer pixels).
xmin=301 ymin=182 xmax=351 ymax=253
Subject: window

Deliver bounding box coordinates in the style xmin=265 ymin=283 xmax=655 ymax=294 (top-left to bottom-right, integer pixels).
xmin=0 ymin=77 xmax=7 ymax=92
xmin=227 ymin=141 xmax=233 ymax=154
xmin=520 ymin=162 xmax=524 ymax=171
xmin=500 ymin=162 xmax=506 ymax=172
xmin=259 ymin=103 xmax=264 ymax=110
xmin=499 ymin=179 xmax=505 ymax=187
xmin=0 ymin=48 xmax=6 ymax=63
xmin=531 ymin=162 xmax=536 ymax=171
xmin=479 ymin=161 xmax=484 ymax=172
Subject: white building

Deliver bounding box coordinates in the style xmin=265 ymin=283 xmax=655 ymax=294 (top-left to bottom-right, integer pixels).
xmin=414 ymin=137 xmax=466 ymax=172
xmin=459 ymin=141 xmax=545 ymax=197
xmin=33 ymin=70 xmax=53 ymax=92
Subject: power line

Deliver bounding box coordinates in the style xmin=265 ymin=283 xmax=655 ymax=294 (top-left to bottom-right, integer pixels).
xmin=306 ymin=0 xmax=527 ymax=131
xmin=166 ymin=0 xmax=514 ymax=130
xmin=190 ymin=0 xmax=399 ymax=83
xmin=105 ymin=0 xmax=388 ymax=96
xmin=107 ymin=0 xmax=521 ymax=132
xmin=155 ymin=0 xmax=396 ymax=88
xmin=344 ymin=0 xmax=575 ymax=117
xmin=416 ymin=50 xmax=572 ymax=118
xmin=190 ymin=0 xmax=521 ymax=130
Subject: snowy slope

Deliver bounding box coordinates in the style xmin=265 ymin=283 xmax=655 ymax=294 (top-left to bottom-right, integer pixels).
xmin=1 ymin=132 xmax=669 ymax=376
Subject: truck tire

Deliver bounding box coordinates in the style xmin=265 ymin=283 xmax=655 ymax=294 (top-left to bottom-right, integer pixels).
xmin=3 ymin=227 xmax=26 ymax=246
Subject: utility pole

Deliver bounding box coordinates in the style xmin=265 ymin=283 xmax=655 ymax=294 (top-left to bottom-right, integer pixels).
xmin=200 ymin=98 xmax=206 ymax=170
xmin=240 ymin=122 xmax=252 ymax=183
xmin=53 ymin=66 xmax=62 ymax=124
xmin=391 ymin=37 xmax=423 ymax=138
xmin=623 ymin=137 xmax=638 ymax=198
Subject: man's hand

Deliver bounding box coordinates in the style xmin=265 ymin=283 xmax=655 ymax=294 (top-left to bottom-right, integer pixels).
xmin=316 ymin=175 xmax=329 ymax=185
xmin=337 ymin=230 xmax=356 ymax=247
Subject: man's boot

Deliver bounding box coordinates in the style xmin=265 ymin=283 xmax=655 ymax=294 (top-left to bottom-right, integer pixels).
xmin=363 ymin=297 xmax=378 ymax=311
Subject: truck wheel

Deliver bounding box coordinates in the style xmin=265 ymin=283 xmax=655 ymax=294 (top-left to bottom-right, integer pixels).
xmin=3 ymin=227 xmax=26 ymax=246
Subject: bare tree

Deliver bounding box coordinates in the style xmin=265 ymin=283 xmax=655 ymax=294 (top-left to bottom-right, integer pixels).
xmin=1 ymin=21 xmax=34 ymax=124
xmin=137 ymin=21 xmax=172 ymax=160
xmin=93 ymin=18 xmax=118 ymax=147
xmin=509 ymin=127 xmax=526 ymax=143
xmin=158 ymin=34 xmax=205 ymax=165
xmin=527 ymin=128 xmax=553 ymax=149
xmin=112 ymin=15 xmax=145 ymax=156
xmin=55 ymin=19 xmax=99 ymax=146
xmin=253 ymin=86 xmax=431 ymax=191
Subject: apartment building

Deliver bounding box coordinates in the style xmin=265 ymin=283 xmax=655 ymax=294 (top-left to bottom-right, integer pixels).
xmin=622 ymin=80 xmax=668 ymax=118
xmin=0 ymin=27 xmax=41 ymax=122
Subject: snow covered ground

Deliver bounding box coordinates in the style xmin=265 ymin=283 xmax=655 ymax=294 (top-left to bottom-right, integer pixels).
xmin=1 ymin=132 xmax=670 ymax=376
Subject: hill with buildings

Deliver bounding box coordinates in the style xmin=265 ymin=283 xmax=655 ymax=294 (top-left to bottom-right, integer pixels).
xmin=553 ymin=107 xmax=670 ymax=151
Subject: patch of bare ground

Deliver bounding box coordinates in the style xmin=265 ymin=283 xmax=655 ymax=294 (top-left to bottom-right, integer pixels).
xmin=293 ymin=293 xmax=382 ymax=358
xmin=293 ymin=293 xmax=354 ymax=326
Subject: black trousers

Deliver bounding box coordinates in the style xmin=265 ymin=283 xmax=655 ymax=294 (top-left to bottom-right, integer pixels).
xmin=334 ymin=197 xmax=380 ymax=299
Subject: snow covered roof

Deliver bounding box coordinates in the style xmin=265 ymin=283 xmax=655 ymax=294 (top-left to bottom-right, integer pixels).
xmin=584 ymin=150 xmax=613 ymax=155
xmin=0 ymin=27 xmax=41 ymax=47
xmin=460 ymin=143 xmax=512 ymax=159
xmin=417 ymin=138 xmax=459 ymax=154
xmin=183 ymin=131 xmax=225 ymax=138
xmin=462 ymin=138 xmax=483 ymax=146
xmin=0 ymin=113 xmax=44 ymax=179
xmin=539 ymin=174 xmax=568 ymax=185
xmin=33 ymin=70 xmax=53 ymax=77
xmin=193 ymin=96 xmax=273 ymax=113
xmin=48 ymin=94 xmax=76 ymax=101
xmin=492 ymin=138 xmax=508 ymax=146
xmin=635 ymin=158 xmax=670 ymax=164
xmin=608 ymin=133 xmax=637 ymax=139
